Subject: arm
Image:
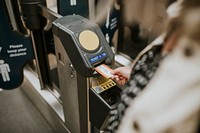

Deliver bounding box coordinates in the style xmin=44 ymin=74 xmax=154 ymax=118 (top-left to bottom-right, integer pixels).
xmin=112 ymin=34 xmax=165 ymax=85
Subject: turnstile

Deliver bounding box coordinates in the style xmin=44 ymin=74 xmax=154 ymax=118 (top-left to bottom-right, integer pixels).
xmin=52 ymin=15 xmax=121 ymax=133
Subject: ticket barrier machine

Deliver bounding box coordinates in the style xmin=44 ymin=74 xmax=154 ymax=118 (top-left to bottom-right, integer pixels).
xmin=52 ymin=15 xmax=121 ymax=133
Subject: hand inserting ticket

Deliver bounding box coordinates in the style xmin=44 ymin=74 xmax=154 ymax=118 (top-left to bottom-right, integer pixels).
xmin=94 ymin=64 xmax=114 ymax=78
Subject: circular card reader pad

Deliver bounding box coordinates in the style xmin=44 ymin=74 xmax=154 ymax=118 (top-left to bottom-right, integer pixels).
xmin=79 ymin=30 xmax=100 ymax=51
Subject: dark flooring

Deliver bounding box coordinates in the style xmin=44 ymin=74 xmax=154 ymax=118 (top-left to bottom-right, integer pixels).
xmin=0 ymin=88 xmax=55 ymax=133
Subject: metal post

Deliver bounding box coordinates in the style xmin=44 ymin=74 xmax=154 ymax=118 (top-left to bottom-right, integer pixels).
xmin=19 ymin=0 xmax=51 ymax=89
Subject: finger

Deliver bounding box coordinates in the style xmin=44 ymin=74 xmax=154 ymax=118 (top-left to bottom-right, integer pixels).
xmin=116 ymin=77 xmax=122 ymax=81
xmin=119 ymin=76 xmax=125 ymax=80
xmin=110 ymin=76 xmax=115 ymax=79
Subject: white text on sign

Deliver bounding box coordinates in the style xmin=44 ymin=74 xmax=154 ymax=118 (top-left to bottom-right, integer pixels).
xmin=7 ymin=44 xmax=27 ymax=57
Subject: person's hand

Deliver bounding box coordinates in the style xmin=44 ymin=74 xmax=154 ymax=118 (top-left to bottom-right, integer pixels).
xmin=111 ymin=66 xmax=132 ymax=86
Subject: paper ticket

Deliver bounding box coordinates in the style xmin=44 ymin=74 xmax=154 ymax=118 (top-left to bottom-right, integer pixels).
xmin=94 ymin=64 xmax=113 ymax=78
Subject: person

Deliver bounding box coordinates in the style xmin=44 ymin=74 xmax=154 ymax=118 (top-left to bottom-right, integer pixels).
xmin=104 ymin=0 xmax=200 ymax=132
xmin=117 ymin=8 xmax=200 ymax=133
xmin=105 ymin=30 xmax=178 ymax=133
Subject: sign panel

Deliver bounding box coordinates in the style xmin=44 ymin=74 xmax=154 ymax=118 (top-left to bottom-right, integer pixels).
xmin=100 ymin=7 xmax=119 ymax=45
xmin=0 ymin=0 xmax=34 ymax=90
xmin=58 ymin=0 xmax=89 ymax=18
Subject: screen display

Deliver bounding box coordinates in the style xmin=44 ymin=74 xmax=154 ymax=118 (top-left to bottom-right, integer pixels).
xmin=89 ymin=52 xmax=107 ymax=63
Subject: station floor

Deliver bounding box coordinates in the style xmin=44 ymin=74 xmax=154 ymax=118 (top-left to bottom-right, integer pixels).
xmin=0 ymin=88 xmax=55 ymax=133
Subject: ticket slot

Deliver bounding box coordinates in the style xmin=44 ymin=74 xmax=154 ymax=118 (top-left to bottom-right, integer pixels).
xmin=89 ymin=83 xmax=121 ymax=130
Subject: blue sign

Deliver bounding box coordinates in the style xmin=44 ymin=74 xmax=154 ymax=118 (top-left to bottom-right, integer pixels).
xmin=89 ymin=52 xmax=107 ymax=64
xmin=100 ymin=7 xmax=120 ymax=45
xmin=0 ymin=0 xmax=34 ymax=90
xmin=58 ymin=0 xmax=89 ymax=18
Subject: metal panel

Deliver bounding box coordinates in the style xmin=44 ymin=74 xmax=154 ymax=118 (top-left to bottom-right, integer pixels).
xmin=54 ymin=35 xmax=89 ymax=133
xmin=22 ymin=68 xmax=70 ymax=133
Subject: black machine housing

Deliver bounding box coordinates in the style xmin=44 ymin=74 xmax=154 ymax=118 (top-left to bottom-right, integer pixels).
xmin=52 ymin=15 xmax=114 ymax=77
